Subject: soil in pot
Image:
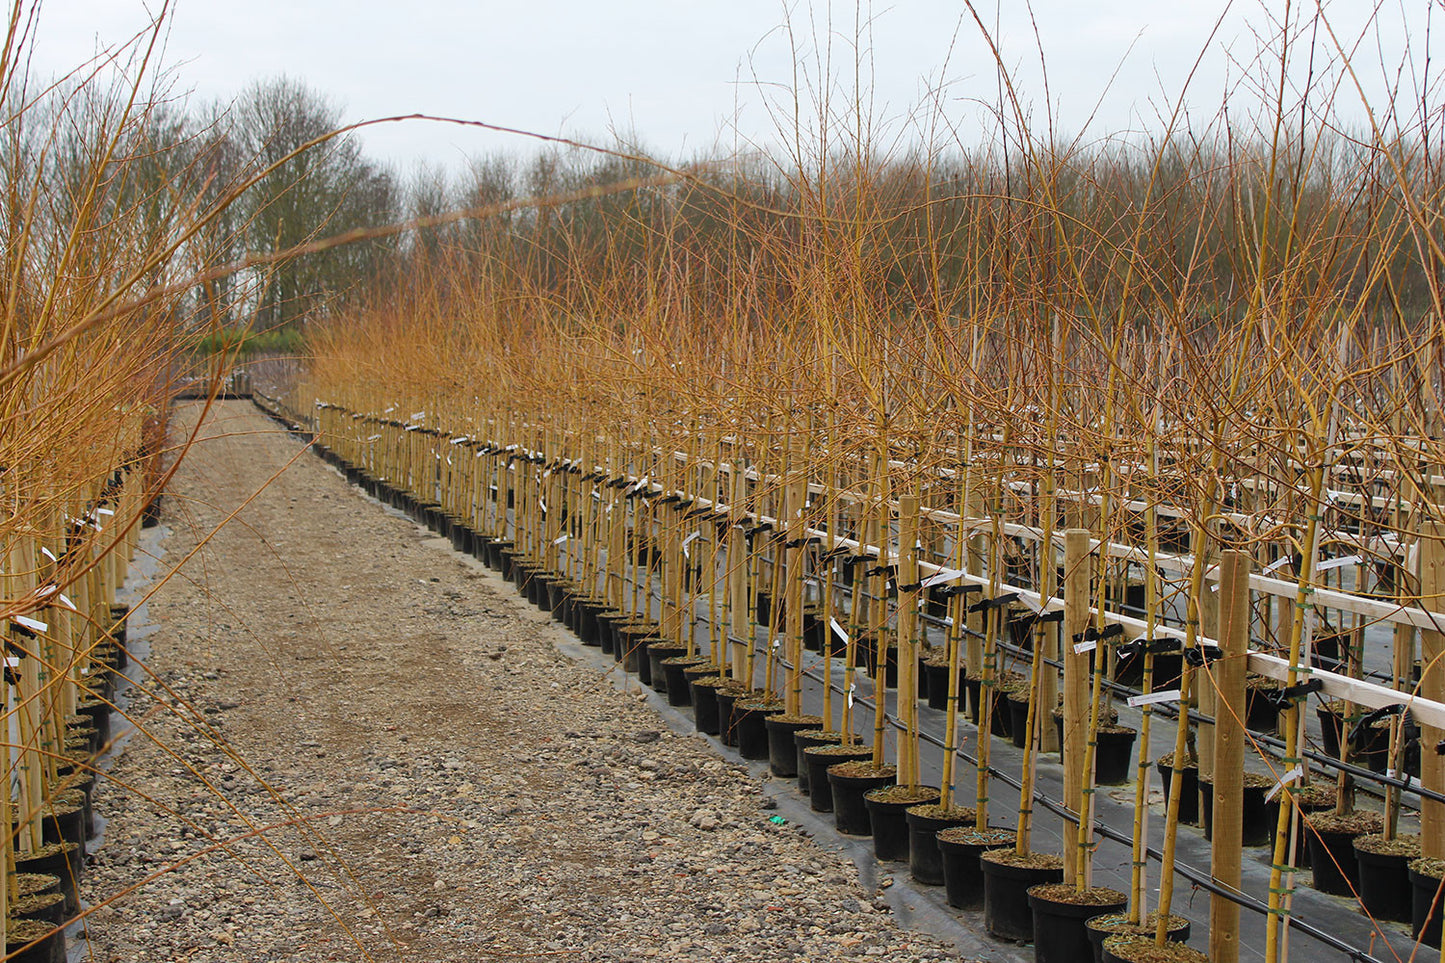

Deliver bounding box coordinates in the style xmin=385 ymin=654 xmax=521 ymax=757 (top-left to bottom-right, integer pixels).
xmin=13 ymin=890 xmax=65 ymax=925
xmin=906 ymin=804 xmax=975 ymax=886
xmin=1054 ymin=704 xmax=1120 ymax=754
xmin=864 ymin=785 xmax=940 ymax=861
xmin=936 ymin=826 xmax=1016 ymax=909
xmin=659 ymin=654 xmax=706 ymax=706
xmin=689 ymin=677 xmax=740 ymax=736
xmin=1086 ymin=913 xmax=1191 ymax=963
xmin=612 ymin=619 xmax=653 ymax=666
xmin=1155 ymin=752 xmax=1200 ymax=826
xmin=803 ymin=744 xmax=876 ymax=813
xmin=1306 ymin=809 xmax=1384 ymax=895
xmin=1410 ymin=856 xmax=1445 ymax=948
xmin=1354 ymin=832 xmax=1419 ymax=923
xmin=1028 ymin=883 xmax=1129 ymax=963
xmin=1200 ymin=771 xmax=1275 ymax=845
xmin=1102 ymin=934 xmax=1210 ymax=963
xmin=764 ymin=714 xmax=823 ymax=777
xmin=733 ymin=698 xmax=784 ymax=760
xmin=14 ymin=842 xmax=80 ymax=913
xmin=1265 ymin=782 xmax=1335 ymax=869
xmin=5 ymin=918 xmax=62 ymax=963
xmin=828 ymin=762 xmax=897 ymax=836
xmin=979 ymin=848 xmax=1065 ymax=942
xmin=794 ymin=730 xmax=844 ymax=794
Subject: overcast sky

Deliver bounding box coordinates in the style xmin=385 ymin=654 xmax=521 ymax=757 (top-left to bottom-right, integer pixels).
xmin=31 ymin=1 xmax=1440 ymax=177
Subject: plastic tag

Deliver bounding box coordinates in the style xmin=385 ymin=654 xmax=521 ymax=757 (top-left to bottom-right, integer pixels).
xmin=553 ymin=534 xmax=569 ymax=546
xmin=922 ymin=567 xmax=966 ymax=588
xmin=1127 ymin=689 xmax=1181 ymax=708
xmin=830 ymin=618 xmax=848 ymax=644
xmin=14 ymin=615 xmax=47 ymax=633
xmin=1265 ymin=765 xmax=1304 ymax=802
xmin=1073 ymin=640 xmax=1097 ymax=654
xmin=1316 ymin=554 xmax=1361 ymax=573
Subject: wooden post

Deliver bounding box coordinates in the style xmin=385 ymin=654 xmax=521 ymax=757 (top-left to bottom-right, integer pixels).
xmin=1062 ymin=528 xmax=1092 ymax=883
xmin=898 ymin=494 xmax=922 ymax=786
xmin=727 ymin=468 xmax=749 ymax=681
xmin=1211 ymin=550 xmax=1251 ymax=963
xmin=1420 ymin=521 xmax=1445 ymax=859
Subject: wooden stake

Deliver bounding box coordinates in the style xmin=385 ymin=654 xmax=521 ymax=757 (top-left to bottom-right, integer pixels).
xmin=1062 ymin=528 xmax=1092 ymax=884
xmin=1210 ymin=550 xmax=1251 ymax=963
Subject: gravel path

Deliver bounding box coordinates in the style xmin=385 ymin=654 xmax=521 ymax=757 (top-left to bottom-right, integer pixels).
xmin=81 ymin=401 xmax=962 ymax=963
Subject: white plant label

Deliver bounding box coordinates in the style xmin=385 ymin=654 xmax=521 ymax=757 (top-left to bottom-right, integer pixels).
xmin=922 ymin=567 xmax=966 ymax=588
xmin=538 ymin=498 xmax=547 ymax=513
xmin=846 ymin=684 xmax=856 ymax=708
xmin=1127 ymin=689 xmax=1181 ymax=708
xmin=830 ymin=618 xmax=849 ymax=644
xmin=36 ymin=585 xmax=55 ymax=598
xmin=552 ymin=534 xmax=569 ymax=546
xmin=96 ymin=507 xmax=114 ymax=516
xmin=1265 ymin=765 xmax=1305 ymax=802
xmin=40 ymin=547 xmax=56 ymax=562
xmin=1263 ymin=556 xmax=1290 ymax=574
xmin=681 ymin=531 xmax=703 ymax=558
xmin=1316 ymin=554 xmax=1362 ymax=573
xmin=14 ymin=615 xmax=47 ymax=633
xmin=1073 ymin=640 xmax=1097 ymax=654
xmin=58 ymin=594 xmax=76 ymax=611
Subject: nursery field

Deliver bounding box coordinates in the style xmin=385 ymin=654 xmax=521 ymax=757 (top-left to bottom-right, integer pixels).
xmin=80 ymin=401 xmax=960 ymax=963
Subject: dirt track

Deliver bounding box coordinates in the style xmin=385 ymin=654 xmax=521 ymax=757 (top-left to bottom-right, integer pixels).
xmin=80 ymin=401 xmax=959 ymax=963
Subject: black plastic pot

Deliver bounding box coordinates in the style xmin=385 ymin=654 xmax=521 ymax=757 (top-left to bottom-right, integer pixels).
xmin=1028 ymin=885 xmax=1128 ymax=963
xmin=690 ymin=679 xmax=736 ymax=736
xmin=546 ymin=579 xmax=571 ymax=623
xmin=5 ymin=920 xmax=63 ymax=963
xmin=764 ymin=715 xmax=822 ymax=777
xmin=646 ymin=644 xmax=686 ymax=694
xmin=906 ymin=805 xmax=974 ymax=885
xmin=14 ymin=843 xmax=80 ymax=914
xmin=75 ymin=698 xmax=112 ymax=748
xmin=1155 ymin=758 xmax=1200 ymax=826
xmin=715 ymin=689 xmax=748 ymax=746
xmin=1006 ymin=695 xmax=1030 ymax=748
xmin=923 ymin=661 xmax=966 ymax=711
xmin=936 ymin=827 xmax=1014 ymax=909
xmin=980 ymin=850 xmax=1064 ymax=942
xmin=1245 ymin=683 xmax=1282 ymax=733
xmin=829 ymin=765 xmax=896 ymax=836
xmin=633 ymin=636 xmax=665 ymax=686
xmin=794 ymin=730 xmax=843 ymax=794
xmin=661 ymin=655 xmax=707 ymax=707
xmin=803 ymin=746 xmax=871 ymax=812
xmin=990 ymin=690 xmax=1013 ymax=739
xmin=864 ymin=787 xmax=939 ymax=861
xmin=1410 ymin=859 xmax=1444 ymax=949
xmin=1307 ymin=822 xmax=1376 ymax=895
xmin=733 ymin=700 xmax=783 ymax=760
xmin=1085 ymin=914 xmax=1190 ymax=963
xmin=1094 ymin=727 xmax=1137 ymax=786
xmin=593 ymin=610 xmax=624 ymax=656
xmin=1354 ymin=836 xmax=1417 ymax=923
xmin=1200 ymin=777 xmax=1272 ymax=846
xmin=862 ymin=643 xmax=898 ymax=688
xmin=1114 ymin=651 xmax=1182 ymax=690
